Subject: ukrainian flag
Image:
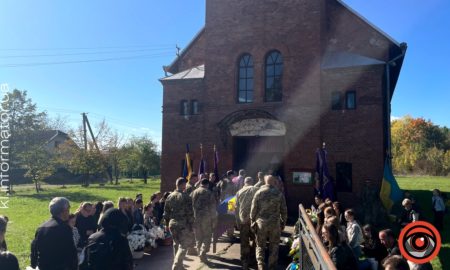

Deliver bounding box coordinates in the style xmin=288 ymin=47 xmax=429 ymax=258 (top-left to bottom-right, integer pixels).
xmin=217 ymin=196 xmax=237 ymax=215
xmin=182 ymin=144 xmax=193 ymax=181
xmin=380 ymin=158 xmax=403 ymax=212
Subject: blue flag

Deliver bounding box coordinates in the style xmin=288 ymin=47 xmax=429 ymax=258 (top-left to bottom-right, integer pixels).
xmin=182 ymin=144 xmax=192 ymax=181
xmin=315 ymin=147 xmax=335 ymax=201
xmin=380 ymin=158 xmax=403 ymax=212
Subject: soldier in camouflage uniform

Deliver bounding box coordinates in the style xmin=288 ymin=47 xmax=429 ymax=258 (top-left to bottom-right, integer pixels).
xmin=191 ymin=178 xmax=216 ymax=262
xmin=217 ymin=170 xmax=236 ymax=202
xmin=235 ymin=177 xmax=258 ymax=270
xmin=253 ymin=171 xmax=265 ymax=189
xmin=185 ymin=174 xmax=198 ymax=196
xmin=250 ymin=175 xmax=288 ymax=270
xmin=163 ymin=177 xmax=194 ymax=270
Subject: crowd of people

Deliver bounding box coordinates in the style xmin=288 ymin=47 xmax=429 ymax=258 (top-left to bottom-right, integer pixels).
xmin=307 ymin=187 xmax=446 ymax=270
xmin=0 ymin=170 xmax=447 ymax=270
xmin=0 ymin=190 xmax=172 ymax=270
xmin=164 ymin=169 xmax=287 ymax=270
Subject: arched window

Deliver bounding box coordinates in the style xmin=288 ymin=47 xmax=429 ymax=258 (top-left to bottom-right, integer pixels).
xmin=237 ymin=54 xmax=254 ymax=103
xmin=265 ymin=50 xmax=283 ymax=102
xmin=180 ymin=100 xmax=188 ymax=115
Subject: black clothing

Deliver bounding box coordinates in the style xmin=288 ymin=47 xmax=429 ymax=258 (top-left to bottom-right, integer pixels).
xmin=153 ymin=202 xmax=163 ymax=225
xmin=30 ymin=217 xmax=78 ymax=270
xmin=329 ymin=242 xmax=358 ymax=270
xmin=338 ymin=212 xmax=346 ymax=227
xmin=87 ymin=229 xmax=133 ymax=270
xmin=362 ymin=237 xmax=388 ymax=263
xmin=133 ymin=208 xmax=144 ymax=225
xmin=75 ymin=214 xmax=97 ymax=247
xmin=434 ymin=211 xmax=444 ymax=231
xmin=0 ymin=240 xmax=6 ymax=251
xmin=125 ymin=211 xmax=134 ymax=231
xmin=399 ymin=208 xmax=418 ymax=226
xmin=87 ymin=209 xmax=133 ymax=270
xmin=0 ymin=251 xmax=20 ymax=270
xmin=387 ymin=244 xmax=401 ymax=257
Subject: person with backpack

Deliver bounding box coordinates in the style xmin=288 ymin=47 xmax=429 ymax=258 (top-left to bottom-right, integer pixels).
xmin=86 ymin=208 xmax=133 ymax=270
xmin=432 ymin=189 xmax=446 ymax=230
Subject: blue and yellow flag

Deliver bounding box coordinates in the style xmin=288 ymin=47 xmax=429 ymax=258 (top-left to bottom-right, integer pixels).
xmin=380 ymin=158 xmax=402 ymax=212
xmin=217 ymin=195 xmax=236 ymax=215
xmin=182 ymin=144 xmax=193 ymax=181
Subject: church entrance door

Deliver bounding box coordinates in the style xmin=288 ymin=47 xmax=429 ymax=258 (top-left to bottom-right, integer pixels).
xmin=232 ymin=136 xmax=284 ymax=179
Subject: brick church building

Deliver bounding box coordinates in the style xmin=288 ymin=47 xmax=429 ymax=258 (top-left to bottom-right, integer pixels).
xmin=159 ymin=0 xmax=406 ymax=213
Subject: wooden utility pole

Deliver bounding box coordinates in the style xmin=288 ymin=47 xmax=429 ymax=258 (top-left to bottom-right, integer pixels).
xmin=81 ymin=113 xmax=112 ymax=183
xmin=82 ymin=113 xmax=87 ymax=151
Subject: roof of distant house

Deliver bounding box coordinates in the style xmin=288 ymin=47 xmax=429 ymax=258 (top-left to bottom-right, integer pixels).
xmin=30 ymin=130 xmax=70 ymax=144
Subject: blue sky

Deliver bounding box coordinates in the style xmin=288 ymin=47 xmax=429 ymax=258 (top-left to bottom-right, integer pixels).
xmin=0 ymin=0 xmax=449 ymax=148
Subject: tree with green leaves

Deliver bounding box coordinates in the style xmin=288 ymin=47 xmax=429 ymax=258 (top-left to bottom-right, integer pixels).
xmin=132 ymin=136 xmax=160 ymax=184
xmin=119 ymin=144 xmax=139 ymax=183
xmin=119 ymin=136 xmax=159 ymax=184
xmin=19 ymin=145 xmax=55 ymax=193
xmin=57 ymin=141 xmax=105 ymax=186
xmin=4 ymin=89 xmax=48 ymax=169
xmin=392 ymin=115 xmax=450 ymax=175
xmin=105 ymin=132 xmax=123 ymax=184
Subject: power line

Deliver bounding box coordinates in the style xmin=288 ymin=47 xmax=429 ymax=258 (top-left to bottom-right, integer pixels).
xmin=0 ymin=44 xmax=175 ymax=51
xmin=0 ymin=52 xmax=173 ymax=68
xmin=42 ymin=107 xmax=149 ymax=129
xmin=0 ymin=47 xmax=173 ymax=59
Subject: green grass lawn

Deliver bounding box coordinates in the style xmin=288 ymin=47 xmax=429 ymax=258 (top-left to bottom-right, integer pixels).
xmin=1 ymin=176 xmax=449 ymax=269
xmin=396 ymin=176 xmax=450 ymax=270
xmin=0 ymin=179 xmax=160 ymax=269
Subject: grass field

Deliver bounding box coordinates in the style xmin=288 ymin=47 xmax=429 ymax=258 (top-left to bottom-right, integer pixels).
xmin=396 ymin=176 xmax=450 ymax=270
xmin=0 ymin=179 xmax=160 ymax=269
xmin=1 ymin=176 xmax=449 ymax=269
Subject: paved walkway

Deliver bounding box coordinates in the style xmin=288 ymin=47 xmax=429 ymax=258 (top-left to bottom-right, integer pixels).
xmin=135 ymin=227 xmax=293 ymax=270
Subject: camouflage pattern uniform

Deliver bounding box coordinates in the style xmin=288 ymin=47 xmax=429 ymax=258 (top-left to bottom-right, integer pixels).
xmin=217 ymin=178 xmax=235 ymax=202
xmin=163 ymin=188 xmax=194 ymax=270
xmin=191 ymin=186 xmax=216 ymax=261
xmin=235 ymin=184 xmax=258 ymax=269
xmin=254 ymin=179 xmax=265 ymax=189
xmin=250 ymin=184 xmax=288 ymax=270
xmin=185 ymin=182 xmax=196 ymax=196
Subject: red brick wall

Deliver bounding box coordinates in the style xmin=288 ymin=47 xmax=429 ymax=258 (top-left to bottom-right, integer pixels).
xmin=160 ymin=0 xmax=399 ymax=214
xmin=168 ymin=29 xmax=206 ymax=74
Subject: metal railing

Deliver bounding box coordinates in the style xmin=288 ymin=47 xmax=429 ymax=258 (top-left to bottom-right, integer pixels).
xmin=298 ymin=204 xmax=337 ymax=270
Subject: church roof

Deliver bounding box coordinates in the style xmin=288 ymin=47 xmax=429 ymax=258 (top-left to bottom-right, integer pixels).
xmin=321 ymin=51 xmax=385 ymax=69
xmin=160 ymin=64 xmax=205 ymax=81
xmin=167 ymin=28 xmax=205 ymax=74
xmin=336 ymin=0 xmax=400 ymax=47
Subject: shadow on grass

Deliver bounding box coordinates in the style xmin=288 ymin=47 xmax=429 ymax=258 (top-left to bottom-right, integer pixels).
xmin=18 ymin=190 xmax=109 ymax=203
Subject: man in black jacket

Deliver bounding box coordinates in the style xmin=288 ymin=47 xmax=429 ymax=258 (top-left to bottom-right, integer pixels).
xmin=379 ymin=229 xmax=401 ymax=261
xmin=86 ymin=208 xmax=133 ymax=270
xmin=30 ymin=197 xmax=78 ymax=270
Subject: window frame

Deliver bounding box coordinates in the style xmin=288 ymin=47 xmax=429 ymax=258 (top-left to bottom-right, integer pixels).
xmin=331 ymin=91 xmax=342 ymax=110
xmin=336 ymin=162 xmax=352 ymax=192
xmin=191 ymin=100 xmax=199 ymax=115
xmin=180 ymin=100 xmax=188 ymax=116
xmin=264 ymin=50 xmax=283 ymax=102
xmin=237 ymin=53 xmax=254 ymax=103
xmin=345 ymin=91 xmax=356 ymax=110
